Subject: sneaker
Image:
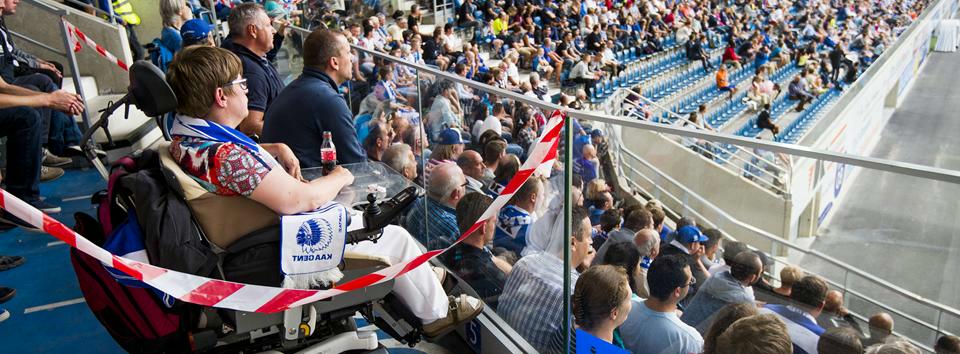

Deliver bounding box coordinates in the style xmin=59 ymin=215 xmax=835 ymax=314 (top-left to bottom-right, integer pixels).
xmin=0 ymin=287 xmax=14 ymax=303
xmin=0 ymin=211 xmax=38 ymax=232
xmin=42 ymin=149 xmax=72 ymax=167
xmin=40 ymin=166 xmax=64 ymax=182
xmin=0 ymin=308 xmax=9 ymax=323
xmin=422 ymin=294 xmax=484 ymax=339
xmin=432 ymin=266 xmax=447 ymax=284
xmin=28 ymin=199 xmax=61 ymax=214
xmin=0 ymin=256 xmax=24 ymax=272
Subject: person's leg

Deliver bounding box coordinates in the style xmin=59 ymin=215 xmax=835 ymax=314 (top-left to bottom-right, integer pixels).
xmin=344 ymin=225 xmax=449 ymax=322
xmin=0 ymin=107 xmax=43 ymax=203
xmin=126 ymin=25 xmax=145 ymax=61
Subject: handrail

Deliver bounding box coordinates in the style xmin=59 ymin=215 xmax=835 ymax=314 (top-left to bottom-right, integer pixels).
xmin=618 ymin=146 xmax=960 ymax=320
xmin=291 ymin=24 xmax=960 ymax=185
xmin=22 ymin=0 xmax=66 ymax=15
xmin=8 ymin=30 xmax=65 ymax=56
xmin=621 ymin=164 xmax=948 ymax=350
xmin=60 ymin=0 xmax=114 ymax=19
xmin=290 ymin=24 xmax=960 ymax=318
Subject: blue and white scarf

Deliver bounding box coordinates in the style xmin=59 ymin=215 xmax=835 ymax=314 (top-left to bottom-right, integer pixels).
xmin=167 ymin=114 xmax=279 ymax=169
xmin=168 ymin=114 xmax=348 ymax=289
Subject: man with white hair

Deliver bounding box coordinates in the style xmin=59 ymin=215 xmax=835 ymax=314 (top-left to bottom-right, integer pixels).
xmin=382 ymin=144 xmax=418 ymax=181
xmin=634 ymin=228 xmax=660 ymax=298
xmin=404 ymin=162 xmax=467 ymax=249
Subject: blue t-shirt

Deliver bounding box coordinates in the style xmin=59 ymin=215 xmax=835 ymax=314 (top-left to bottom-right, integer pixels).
xmin=620 ymin=300 xmax=704 ymax=354
xmin=160 ymin=27 xmax=182 ymax=54
xmin=494 ymin=205 xmax=534 ymax=255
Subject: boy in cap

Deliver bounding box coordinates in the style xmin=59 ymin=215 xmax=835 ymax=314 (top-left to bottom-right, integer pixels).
xmin=181 ymin=19 xmax=214 ymax=47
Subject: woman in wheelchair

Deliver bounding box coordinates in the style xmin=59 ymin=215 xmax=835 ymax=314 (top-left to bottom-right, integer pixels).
xmin=163 ymin=45 xmax=482 ymax=340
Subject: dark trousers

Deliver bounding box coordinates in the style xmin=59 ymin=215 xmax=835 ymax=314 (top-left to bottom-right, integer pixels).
xmin=126 ymin=25 xmax=144 ymax=61
xmin=12 ymin=71 xmax=81 ymax=154
xmin=0 ymin=106 xmax=43 ymax=202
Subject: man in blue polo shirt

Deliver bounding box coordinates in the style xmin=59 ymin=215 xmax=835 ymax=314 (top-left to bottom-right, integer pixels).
xmin=262 ymin=29 xmax=366 ymax=167
xmin=223 ymin=3 xmax=283 ymax=136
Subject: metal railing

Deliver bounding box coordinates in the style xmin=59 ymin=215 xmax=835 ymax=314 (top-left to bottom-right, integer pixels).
xmin=616 ymin=146 xmax=955 ymax=353
xmin=21 ymin=0 xmax=94 ymax=133
xmin=617 ymin=88 xmax=791 ymax=195
xmin=290 ymin=15 xmax=960 ymax=350
xmin=60 ymin=0 xmax=115 ymax=23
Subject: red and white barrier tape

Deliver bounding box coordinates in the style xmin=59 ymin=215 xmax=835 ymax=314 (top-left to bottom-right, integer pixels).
xmin=62 ymin=19 xmax=129 ymax=71
xmin=0 ymin=110 xmax=565 ymax=314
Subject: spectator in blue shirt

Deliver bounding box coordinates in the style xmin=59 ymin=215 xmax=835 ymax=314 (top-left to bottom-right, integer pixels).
xmin=759 ymin=275 xmax=829 ymax=354
xmin=575 ymin=143 xmax=599 ymax=184
xmin=494 ymin=177 xmax=541 ymax=255
xmin=262 ymin=29 xmax=367 ymax=167
xmin=620 ymin=255 xmax=705 ymax=354
xmin=498 ymin=206 xmax=593 ymax=354
xmin=159 ymin=0 xmax=193 ymax=53
xmin=681 ymin=251 xmax=762 ymax=333
xmin=404 ymin=162 xmax=466 ymax=250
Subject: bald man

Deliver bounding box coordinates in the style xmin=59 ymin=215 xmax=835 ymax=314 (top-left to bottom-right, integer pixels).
xmin=633 ymin=228 xmax=660 ymax=298
xmin=404 ymin=162 xmax=467 ymax=249
xmin=818 ymin=290 xmax=863 ymax=334
xmin=457 ymin=150 xmax=486 ymax=194
xmin=865 ymin=312 xmax=895 ymax=347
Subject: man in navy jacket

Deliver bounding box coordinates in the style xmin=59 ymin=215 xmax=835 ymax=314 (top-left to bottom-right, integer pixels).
xmin=262 ymin=29 xmax=366 ymax=168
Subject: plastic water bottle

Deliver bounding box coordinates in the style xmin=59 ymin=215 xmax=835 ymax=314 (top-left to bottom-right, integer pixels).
xmin=321 ymin=131 xmax=337 ymax=176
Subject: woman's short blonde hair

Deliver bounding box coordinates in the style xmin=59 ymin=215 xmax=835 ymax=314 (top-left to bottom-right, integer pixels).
xmin=166 ymin=46 xmax=243 ymax=118
xmin=779 ymin=265 xmax=804 ymax=287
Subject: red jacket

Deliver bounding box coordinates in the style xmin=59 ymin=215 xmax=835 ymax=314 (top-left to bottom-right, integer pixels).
xmin=723 ymin=46 xmax=741 ymax=62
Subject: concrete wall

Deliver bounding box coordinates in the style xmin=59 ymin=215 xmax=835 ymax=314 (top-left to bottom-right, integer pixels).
xmin=130 ymin=0 xmax=161 ymax=49
xmin=620 ymin=128 xmax=791 ymax=251
xmin=9 ymin=0 xmax=130 ymax=93
xmin=788 ymin=0 xmax=959 ymax=231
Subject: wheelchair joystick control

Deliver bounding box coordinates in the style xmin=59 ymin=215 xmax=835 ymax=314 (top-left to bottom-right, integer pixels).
xmin=365 ymin=193 xmax=382 ymax=216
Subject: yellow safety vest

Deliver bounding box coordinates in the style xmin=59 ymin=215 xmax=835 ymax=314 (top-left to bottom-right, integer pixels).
xmin=111 ymin=0 xmax=141 ymax=26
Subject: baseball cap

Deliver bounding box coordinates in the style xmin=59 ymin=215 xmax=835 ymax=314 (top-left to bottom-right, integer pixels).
xmin=590 ymin=129 xmax=605 ymax=138
xmin=677 ymin=225 xmax=708 ymax=243
xmin=181 ymin=19 xmax=213 ymax=45
xmin=438 ymin=128 xmax=468 ymax=145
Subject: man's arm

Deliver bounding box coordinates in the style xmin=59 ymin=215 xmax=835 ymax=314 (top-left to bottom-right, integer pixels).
xmin=237 ymin=110 xmax=265 ymax=137
xmin=328 ymin=96 xmax=367 ymax=164
xmin=0 ymin=78 xmax=81 ymax=112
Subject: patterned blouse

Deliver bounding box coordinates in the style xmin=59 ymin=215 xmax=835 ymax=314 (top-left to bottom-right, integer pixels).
xmin=169 ymin=136 xmax=276 ymax=197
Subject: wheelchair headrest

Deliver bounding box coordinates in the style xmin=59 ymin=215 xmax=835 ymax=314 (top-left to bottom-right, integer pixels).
xmin=128 ymin=61 xmax=177 ymax=117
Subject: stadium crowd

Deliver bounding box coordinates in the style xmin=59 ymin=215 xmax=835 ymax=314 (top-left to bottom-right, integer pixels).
xmin=0 ymin=0 xmax=957 ymax=353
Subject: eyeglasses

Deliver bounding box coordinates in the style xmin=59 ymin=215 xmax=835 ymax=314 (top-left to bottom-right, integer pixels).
xmin=222 ymin=78 xmax=248 ymax=92
xmin=684 ymin=277 xmax=697 ymax=288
